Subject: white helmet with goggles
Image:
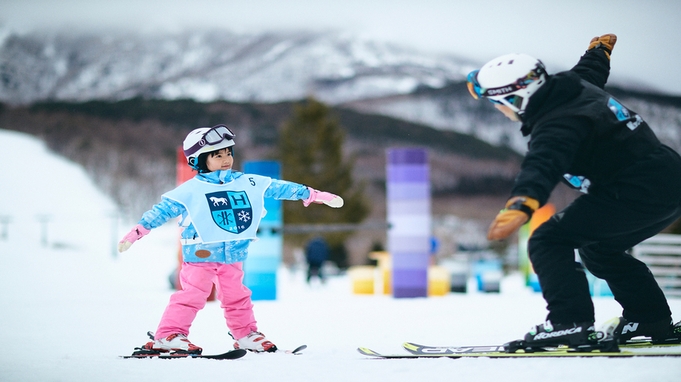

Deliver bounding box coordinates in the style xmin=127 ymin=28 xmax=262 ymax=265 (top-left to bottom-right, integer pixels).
xmin=183 ymin=125 xmax=235 ymax=167
xmin=467 ymin=53 xmax=547 ymax=116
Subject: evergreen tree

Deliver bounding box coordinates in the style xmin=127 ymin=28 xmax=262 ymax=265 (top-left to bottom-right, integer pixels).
xmin=279 ymin=98 xmax=370 ymax=267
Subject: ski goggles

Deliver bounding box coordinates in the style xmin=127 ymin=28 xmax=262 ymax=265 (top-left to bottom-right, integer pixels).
xmin=467 ymin=70 xmax=514 ymax=103
xmin=184 ymin=125 xmax=236 ymax=158
xmin=202 ymin=124 xmax=235 ymax=144
xmin=466 ymin=63 xmax=546 ymax=101
xmin=466 ymin=70 xmax=486 ymax=100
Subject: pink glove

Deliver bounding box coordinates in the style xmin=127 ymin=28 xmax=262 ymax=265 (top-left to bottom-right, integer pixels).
xmin=302 ymin=187 xmax=344 ymax=208
xmin=117 ymin=224 xmax=151 ymax=253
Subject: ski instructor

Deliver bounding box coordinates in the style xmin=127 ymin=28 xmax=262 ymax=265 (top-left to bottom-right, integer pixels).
xmin=467 ymin=34 xmax=681 ymax=348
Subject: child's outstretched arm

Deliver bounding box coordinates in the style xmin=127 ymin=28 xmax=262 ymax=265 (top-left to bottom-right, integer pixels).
xmin=265 ymin=179 xmax=344 ymax=208
xmin=302 ymin=187 xmax=344 ymax=208
xmin=117 ymin=197 xmax=184 ymax=252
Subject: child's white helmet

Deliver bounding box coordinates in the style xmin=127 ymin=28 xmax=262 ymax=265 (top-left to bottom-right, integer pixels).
xmin=183 ymin=125 xmax=235 ymax=167
xmin=467 ymin=53 xmax=547 ymax=116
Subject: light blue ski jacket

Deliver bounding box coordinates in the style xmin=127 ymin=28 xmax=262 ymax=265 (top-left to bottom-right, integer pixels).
xmin=138 ymin=169 xmax=309 ymax=264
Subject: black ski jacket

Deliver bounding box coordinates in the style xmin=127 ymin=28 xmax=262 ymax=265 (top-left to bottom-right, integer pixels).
xmin=510 ymin=49 xmax=669 ymax=205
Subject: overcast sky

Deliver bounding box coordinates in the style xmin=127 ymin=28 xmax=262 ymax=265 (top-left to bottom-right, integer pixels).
xmin=2 ymin=0 xmax=680 ymax=95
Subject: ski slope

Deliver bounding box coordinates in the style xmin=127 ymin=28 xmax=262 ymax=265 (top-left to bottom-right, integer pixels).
xmin=1 ymin=129 xmax=680 ymax=382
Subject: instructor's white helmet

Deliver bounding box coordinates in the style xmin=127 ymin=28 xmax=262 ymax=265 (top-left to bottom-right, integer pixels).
xmin=183 ymin=125 xmax=235 ymax=168
xmin=467 ymin=53 xmax=547 ymax=116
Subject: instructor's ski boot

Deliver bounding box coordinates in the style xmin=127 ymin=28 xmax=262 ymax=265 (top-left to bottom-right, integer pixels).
xmin=601 ymin=317 xmax=680 ymax=344
xmin=233 ymin=331 xmax=278 ymax=353
xmin=518 ymin=320 xmax=603 ymax=350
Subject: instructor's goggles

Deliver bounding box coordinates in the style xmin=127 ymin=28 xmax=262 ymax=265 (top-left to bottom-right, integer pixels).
xmin=466 ymin=64 xmax=546 ymax=101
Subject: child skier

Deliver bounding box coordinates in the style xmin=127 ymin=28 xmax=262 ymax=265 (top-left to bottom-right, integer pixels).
xmin=118 ymin=125 xmax=343 ymax=354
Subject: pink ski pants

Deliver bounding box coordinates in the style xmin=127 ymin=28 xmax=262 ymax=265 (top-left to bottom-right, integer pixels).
xmin=155 ymin=262 xmax=257 ymax=340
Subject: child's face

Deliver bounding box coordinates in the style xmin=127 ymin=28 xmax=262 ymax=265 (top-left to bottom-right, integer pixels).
xmin=206 ymin=149 xmax=233 ymax=172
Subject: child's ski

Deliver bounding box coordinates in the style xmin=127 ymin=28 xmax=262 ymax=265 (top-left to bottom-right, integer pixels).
xmin=122 ymin=348 xmax=247 ymax=360
xmin=281 ymin=344 xmax=307 ymax=355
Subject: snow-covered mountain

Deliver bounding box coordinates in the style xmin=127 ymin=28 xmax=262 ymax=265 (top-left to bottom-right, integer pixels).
xmin=2 ymin=28 xmax=680 ymax=154
xmin=0 ymin=28 xmax=476 ymax=105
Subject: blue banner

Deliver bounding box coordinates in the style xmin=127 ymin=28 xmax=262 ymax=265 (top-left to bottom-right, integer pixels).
xmin=242 ymin=161 xmax=282 ymax=300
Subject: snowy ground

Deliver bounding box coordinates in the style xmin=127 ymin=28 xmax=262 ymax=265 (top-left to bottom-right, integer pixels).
xmin=1 ymin=129 xmax=680 ymax=382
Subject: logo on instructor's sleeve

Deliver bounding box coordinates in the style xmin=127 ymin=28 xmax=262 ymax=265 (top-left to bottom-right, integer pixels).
xmin=206 ymin=191 xmax=253 ymax=234
xmin=607 ymin=98 xmax=643 ymax=131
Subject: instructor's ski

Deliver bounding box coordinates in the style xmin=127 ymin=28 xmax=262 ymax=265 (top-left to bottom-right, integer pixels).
xmin=402 ymin=339 xmax=681 ymax=355
xmin=357 ymin=339 xmax=681 ymax=359
xmin=358 ymin=345 xmax=681 ymax=359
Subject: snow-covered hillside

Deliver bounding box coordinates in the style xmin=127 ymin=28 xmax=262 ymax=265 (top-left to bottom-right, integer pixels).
xmin=2 ymin=130 xmax=681 ymax=382
xmin=3 ymin=28 xmax=681 ymax=155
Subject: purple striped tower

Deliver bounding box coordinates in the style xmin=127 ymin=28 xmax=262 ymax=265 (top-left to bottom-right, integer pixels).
xmin=386 ymin=148 xmax=431 ymax=298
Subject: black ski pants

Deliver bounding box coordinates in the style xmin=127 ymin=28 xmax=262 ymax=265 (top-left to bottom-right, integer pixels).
xmin=528 ymin=147 xmax=681 ymax=324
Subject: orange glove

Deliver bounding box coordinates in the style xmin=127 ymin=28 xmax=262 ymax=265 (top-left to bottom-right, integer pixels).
xmin=487 ymin=196 xmax=540 ymax=240
xmin=588 ymin=33 xmax=617 ymax=59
